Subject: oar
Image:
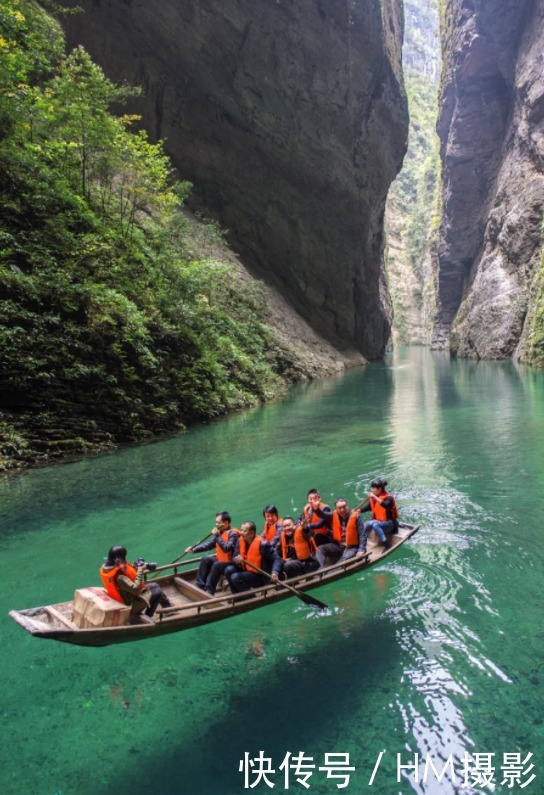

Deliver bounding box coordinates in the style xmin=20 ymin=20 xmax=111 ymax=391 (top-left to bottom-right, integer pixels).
xmin=354 ymin=496 xmax=371 ymax=512
xmin=243 ymin=560 xmax=328 ymax=611
xmin=170 ymin=530 xmax=214 ymax=564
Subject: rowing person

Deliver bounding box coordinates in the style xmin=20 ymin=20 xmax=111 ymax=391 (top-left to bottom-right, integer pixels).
xmin=278 ymin=516 xmax=319 ymax=578
xmin=300 ymin=488 xmax=332 ymax=547
xmin=359 ymin=478 xmax=399 ymax=554
xmin=226 ymin=521 xmax=282 ymax=593
xmin=315 ymin=498 xmax=365 ymax=567
xmin=185 ymin=511 xmax=240 ymax=595
xmin=261 ymin=504 xmax=283 ymax=549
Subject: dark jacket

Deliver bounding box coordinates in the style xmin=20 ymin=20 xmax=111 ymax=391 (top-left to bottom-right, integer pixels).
xmin=233 ymin=536 xmax=283 ymax=575
xmin=193 ymin=528 xmax=239 ymax=556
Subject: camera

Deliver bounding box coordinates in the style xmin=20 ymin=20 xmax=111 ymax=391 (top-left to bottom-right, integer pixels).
xmin=133 ymin=557 xmax=158 ymax=572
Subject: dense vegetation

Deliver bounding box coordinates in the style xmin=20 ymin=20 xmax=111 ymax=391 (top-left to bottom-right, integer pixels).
xmin=386 ymin=73 xmax=440 ymax=343
xmin=0 ymin=0 xmax=287 ymax=470
xmin=525 ymin=233 xmax=544 ymax=368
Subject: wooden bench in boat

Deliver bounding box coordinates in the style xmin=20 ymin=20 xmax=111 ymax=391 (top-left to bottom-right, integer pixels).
xmin=173 ymin=576 xmax=214 ymax=602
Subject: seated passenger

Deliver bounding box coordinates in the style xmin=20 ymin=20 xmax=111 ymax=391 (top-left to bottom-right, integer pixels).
xmin=315 ymin=498 xmax=365 ymax=568
xmin=226 ymin=521 xmax=282 ymax=593
xmin=100 ymin=545 xmax=172 ymax=618
xmin=185 ymin=511 xmax=239 ymax=595
xmin=300 ymin=488 xmax=332 ymax=547
xmin=359 ymin=479 xmax=399 ymax=554
xmin=261 ymin=504 xmax=283 ymax=549
xmin=279 ymin=516 xmax=319 ymax=578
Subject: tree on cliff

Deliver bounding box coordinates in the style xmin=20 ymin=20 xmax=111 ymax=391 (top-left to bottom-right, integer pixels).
xmin=0 ymin=0 xmax=284 ymax=470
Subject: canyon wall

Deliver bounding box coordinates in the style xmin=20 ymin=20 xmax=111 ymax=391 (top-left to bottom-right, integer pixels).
xmin=434 ymin=0 xmax=544 ymax=360
xmin=59 ymin=0 xmax=408 ymax=360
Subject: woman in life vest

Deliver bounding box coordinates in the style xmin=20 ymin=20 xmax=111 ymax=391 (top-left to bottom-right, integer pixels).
xmin=226 ymin=521 xmax=282 ymax=593
xmin=100 ymin=546 xmax=172 ymax=617
xmin=359 ymin=478 xmax=399 ymax=554
xmin=261 ymin=504 xmax=283 ymax=549
xmin=279 ymin=516 xmax=319 ymax=578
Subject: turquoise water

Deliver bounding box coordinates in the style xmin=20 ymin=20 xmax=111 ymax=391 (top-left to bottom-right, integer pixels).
xmin=1 ymin=346 xmax=543 ymax=795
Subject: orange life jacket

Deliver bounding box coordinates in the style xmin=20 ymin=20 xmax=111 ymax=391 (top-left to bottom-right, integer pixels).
xmin=371 ymin=492 xmax=399 ymax=522
xmin=280 ymin=525 xmax=317 ymax=561
xmin=331 ymin=511 xmax=359 ymax=546
xmin=303 ymin=501 xmax=330 ymax=533
xmin=239 ymin=536 xmax=263 ymax=572
xmin=216 ymin=528 xmax=239 ymax=563
xmin=263 ymin=519 xmax=282 ymax=543
xmin=100 ymin=563 xmax=140 ymax=603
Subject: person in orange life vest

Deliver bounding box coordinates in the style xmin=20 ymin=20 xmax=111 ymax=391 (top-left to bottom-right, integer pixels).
xmin=100 ymin=545 xmax=172 ymax=617
xmin=226 ymin=521 xmax=282 ymax=594
xmin=300 ymin=488 xmax=332 ymax=547
xmin=315 ymin=498 xmax=366 ymax=568
xmin=278 ymin=516 xmax=319 ymax=578
xmin=359 ymin=478 xmax=399 ymax=554
xmin=185 ymin=511 xmax=240 ymax=595
xmin=261 ymin=504 xmax=283 ymax=550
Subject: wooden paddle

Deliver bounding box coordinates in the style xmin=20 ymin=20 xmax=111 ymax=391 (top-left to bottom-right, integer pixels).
xmin=354 ymin=496 xmax=371 ymax=512
xmin=171 ymin=530 xmax=215 ymax=564
xmin=242 ymin=560 xmax=328 ymax=611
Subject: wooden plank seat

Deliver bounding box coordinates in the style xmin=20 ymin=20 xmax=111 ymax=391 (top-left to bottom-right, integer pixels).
xmin=173 ymin=576 xmax=214 ymax=602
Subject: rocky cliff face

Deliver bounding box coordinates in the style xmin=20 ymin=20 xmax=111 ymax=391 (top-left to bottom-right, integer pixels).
xmin=433 ymin=0 xmax=544 ymax=359
xmin=59 ymin=0 xmax=407 ymax=360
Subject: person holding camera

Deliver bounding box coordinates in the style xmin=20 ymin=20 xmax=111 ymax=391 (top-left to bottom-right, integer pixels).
xmin=100 ymin=545 xmax=172 ymax=618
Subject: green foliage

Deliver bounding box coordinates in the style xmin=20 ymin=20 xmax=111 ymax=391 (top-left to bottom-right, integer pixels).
xmin=525 ymin=241 xmax=544 ymax=368
xmin=0 ymin=0 xmax=285 ymax=468
xmin=386 ymin=66 xmax=440 ymax=344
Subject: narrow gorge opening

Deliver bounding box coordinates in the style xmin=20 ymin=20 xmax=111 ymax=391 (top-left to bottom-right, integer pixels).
xmin=385 ymin=0 xmax=440 ymax=348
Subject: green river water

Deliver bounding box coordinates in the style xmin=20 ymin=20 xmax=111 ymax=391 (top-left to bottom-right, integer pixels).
xmin=1 ymin=346 xmax=542 ymax=795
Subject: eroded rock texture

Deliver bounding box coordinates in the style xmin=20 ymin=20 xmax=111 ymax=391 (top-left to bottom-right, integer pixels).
xmin=60 ymin=0 xmax=407 ymax=360
xmin=434 ymin=0 xmax=544 ymax=359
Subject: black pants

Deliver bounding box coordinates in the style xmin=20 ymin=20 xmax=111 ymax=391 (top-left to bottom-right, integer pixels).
xmin=317 ymin=543 xmax=360 ymax=568
xmin=283 ymin=556 xmax=319 ymax=579
xmin=202 ymin=560 xmax=232 ymax=594
xmin=196 ymin=556 xmax=217 ymax=590
xmin=228 ymin=571 xmax=267 ymax=593
xmin=145 ymin=582 xmax=172 ymax=616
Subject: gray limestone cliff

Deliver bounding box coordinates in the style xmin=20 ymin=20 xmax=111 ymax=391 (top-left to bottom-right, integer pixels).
xmin=433 ymin=0 xmax=544 ymax=360
xmin=59 ymin=0 xmax=407 ymax=361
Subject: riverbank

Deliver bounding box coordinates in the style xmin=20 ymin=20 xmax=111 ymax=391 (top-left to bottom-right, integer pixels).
xmin=1 ymin=210 xmax=364 ymax=475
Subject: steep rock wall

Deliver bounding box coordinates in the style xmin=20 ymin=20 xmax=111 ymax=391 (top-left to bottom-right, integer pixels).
xmin=59 ymin=0 xmax=407 ymax=360
xmin=433 ymin=0 xmax=544 ymax=359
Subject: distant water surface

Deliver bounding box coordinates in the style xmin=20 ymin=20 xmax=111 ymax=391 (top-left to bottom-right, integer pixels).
xmin=1 ymin=347 xmax=543 ymax=795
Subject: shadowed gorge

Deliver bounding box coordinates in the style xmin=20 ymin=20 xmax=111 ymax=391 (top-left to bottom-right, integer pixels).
xmin=59 ymin=0 xmax=408 ymax=359
xmin=433 ymin=0 xmax=544 ymax=361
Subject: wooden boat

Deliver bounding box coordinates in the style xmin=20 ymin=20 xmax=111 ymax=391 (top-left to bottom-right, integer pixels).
xmin=9 ymin=523 xmax=419 ymax=647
